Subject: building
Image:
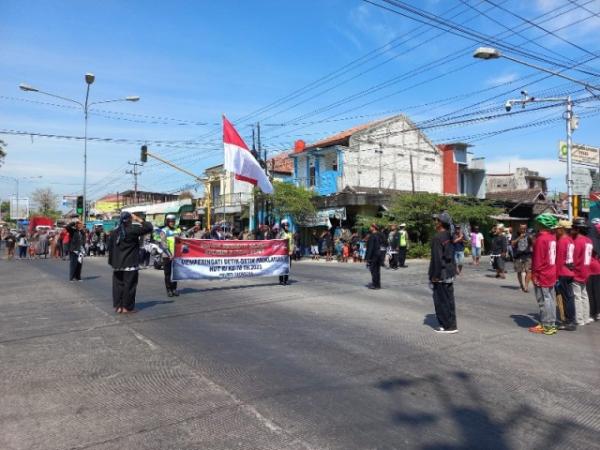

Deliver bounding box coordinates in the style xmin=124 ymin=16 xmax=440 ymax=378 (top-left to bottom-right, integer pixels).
xmin=268 ymin=151 xmax=294 ymax=183
xmin=486 ymin=168 xmax=548 ymax=193
xmin=438 ymin=142 xmax=486 ymax=199
xmin=290 ymin=115 xmax=443 ymax=225
xmin=91 ymin=190 xmax=180 ymax=218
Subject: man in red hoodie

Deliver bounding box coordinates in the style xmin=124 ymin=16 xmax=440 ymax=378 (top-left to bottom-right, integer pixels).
xmin=571 ymin=217 xmax=592 ymax=326
xmin=530 ymin=214 xmax=558 ymax=335
xmin=555 ymin=220 xmax=577 ymax=331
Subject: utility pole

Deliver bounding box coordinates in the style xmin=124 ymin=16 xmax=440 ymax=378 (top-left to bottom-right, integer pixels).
xmin=375 ymin=145 xmax=383 ymax=192
xmin=126 ymin=161 xmax=143 ymax=204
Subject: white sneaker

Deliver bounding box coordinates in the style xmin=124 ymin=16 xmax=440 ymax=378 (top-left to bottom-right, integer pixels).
xmin=596 ymin=314 xmax=600 ymax=321
xmin=434 ymin=327 xmax=459 ymax=334
xmin=585 ymin=318 xmax=594 ymax=324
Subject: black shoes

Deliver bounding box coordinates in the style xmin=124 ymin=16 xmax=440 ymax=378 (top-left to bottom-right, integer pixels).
xmin=367 ymin=284 xmax=381 ymax=290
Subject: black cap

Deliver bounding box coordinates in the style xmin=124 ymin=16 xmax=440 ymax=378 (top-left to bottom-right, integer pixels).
xmin=433 ymin=212 xmax=452 ymax=225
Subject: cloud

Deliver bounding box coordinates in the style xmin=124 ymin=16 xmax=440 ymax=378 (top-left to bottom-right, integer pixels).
xmin=485 ymin=72 xmax=519 ymax=87
xmin=349 ymin=3 xmax=398 ymax=47
xmin=534 ymin=0 xmax=600 ymax=43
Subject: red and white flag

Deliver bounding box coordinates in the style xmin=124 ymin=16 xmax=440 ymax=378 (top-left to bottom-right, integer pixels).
xmin=223 ymin=115 xmax=273 ymax=194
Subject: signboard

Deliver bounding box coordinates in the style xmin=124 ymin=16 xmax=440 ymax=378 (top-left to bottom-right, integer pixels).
xmin=559 ymin=141 xmax=600 ymax=167
xmin=571 ymin=167 xmax=593 ymax=196
xmin=298 ymin=207 xmax=347 ymax=227
xmin=172 ymin=238 xmax=290 ymax=281
xmin=9 ymin=196 xmax=29 ymax=220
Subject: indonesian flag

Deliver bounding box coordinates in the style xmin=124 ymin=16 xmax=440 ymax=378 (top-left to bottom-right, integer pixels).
xmin=223 ymin=115 xmax=273 ymax=194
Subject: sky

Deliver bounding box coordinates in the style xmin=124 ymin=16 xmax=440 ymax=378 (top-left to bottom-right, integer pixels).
xmin=1 ymin=0 xmax=600 ymax=207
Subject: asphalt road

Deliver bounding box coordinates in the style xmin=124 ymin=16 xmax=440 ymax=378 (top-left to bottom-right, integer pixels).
xmin=2 ymin=256 xmax=600 ymax=450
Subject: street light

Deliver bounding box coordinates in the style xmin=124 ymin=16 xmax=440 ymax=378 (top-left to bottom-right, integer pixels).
xmin=19 ymin=75 xmax=139 ymax=224
xmin=473 ymin=47 xmax=600 ymax=92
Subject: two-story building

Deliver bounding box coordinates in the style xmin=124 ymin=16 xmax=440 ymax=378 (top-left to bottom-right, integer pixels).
xmin=290 ymin=115 xmax=443 ymax=226
xmin=438 ymin=142 xmax=486 ymax=199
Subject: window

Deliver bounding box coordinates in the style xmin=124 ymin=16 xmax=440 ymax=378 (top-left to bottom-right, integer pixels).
xmin=333 ymin=160 xmax=338 ymax=171
xmin=309 ymin=166 xmax=316 ymax=187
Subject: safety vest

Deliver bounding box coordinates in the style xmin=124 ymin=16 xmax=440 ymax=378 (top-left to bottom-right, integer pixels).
xmin=399 ymin=230 xmax=407 ymax=247
xmin=161 ymin=226 xmax=181 ymax=255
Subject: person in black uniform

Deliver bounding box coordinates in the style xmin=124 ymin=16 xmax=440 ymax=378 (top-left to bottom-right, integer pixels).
xmin=107 ymin=212 xmax=153 ymax=313
xmin=65 ymin=219 xmax=86 ymax=281
xmin=366 ymin=223 xmax=382 ymax=289
xmin=429 ymin=212 xmax=458 ymax=333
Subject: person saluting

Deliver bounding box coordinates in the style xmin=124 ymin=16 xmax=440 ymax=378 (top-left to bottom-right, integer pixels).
xmin=108 ymin=212 xmax=153 ymax=313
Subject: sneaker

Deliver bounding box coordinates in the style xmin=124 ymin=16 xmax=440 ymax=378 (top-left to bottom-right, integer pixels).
xmin=434 ymin=327 xmax=459 ymax=334
xmin=543 ymin=326 xmax=557 ymax=336
xmin=167 ymin=290 xmax=174 ymax=297
xmin=433 ymin=327 xmax=445 ymax=333
xmin=596 ymin=314 xmax=600 ymax=321
xmin=564 ymin=323 xmax=577 ymax=331
xmin=172 ymin=290 xmax=180 ymax=297
xmin=528 ymin=324 xmax=544 ymax=334
xmin=585 ymin=318 xmax=594 ymax=324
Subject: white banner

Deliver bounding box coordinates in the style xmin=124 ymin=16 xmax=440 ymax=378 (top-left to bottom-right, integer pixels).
xmin=172 ymin=238 xmax=290 ymax=281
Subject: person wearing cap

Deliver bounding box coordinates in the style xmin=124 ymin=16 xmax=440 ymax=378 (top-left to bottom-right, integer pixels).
xmin=555 ymin=220 xmax=577 ymax=331
xmin=160 ymin=214 xmax=182 ymax=297
xmin=277 ymin=219 xmax=294 ymax=285
xmin=512 ymin=223 xmax=533 ymax=293
xmin=529 ymin=213 xmax=558 ymax=335
xmin=365 ymin=223 xmax=383 ymax=289
xmin=571 ymin=217 xmax=593 ymax=326
xmin=429 ymin=212 xmax=458 ymax=333
xmin=107 ymin=212 xmax=153 ymax=313
xmin=490 ymin=224 xmax=508 ymax=279
xmin=398 ymin=223 xmax=409 ymax=268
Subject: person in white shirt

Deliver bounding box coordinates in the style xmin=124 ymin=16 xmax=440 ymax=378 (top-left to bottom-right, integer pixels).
xmin=470 ymin=226 xmax=484 ymax=266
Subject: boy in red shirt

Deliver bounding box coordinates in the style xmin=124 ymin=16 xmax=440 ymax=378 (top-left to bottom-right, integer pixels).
xmin=571 ymin=218 xmax=592 ymax=326
xmin=555 ymin=220 xmax=576 ymax=331
xmin=530 ymin=214 xmax=558 ymax=335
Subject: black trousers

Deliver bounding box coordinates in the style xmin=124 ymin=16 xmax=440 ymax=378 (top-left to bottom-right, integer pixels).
xmin=69 ymin=252 xmax=82 ymax=280
xmin=432 ymin=282 xmax=457 ymax=330
xmin=398 ymin=247 xmax=407 ymax=267
xmin=163 ymin=258 xmax=177 ymax=292
xmin=586 ymin=274 xmax=600 ymax=318
xmin=557 ymin=276 xmax=576 ymax=323
xmin=389 ymin=252 xmax=399 ymax=269
xmin=279 ymin=257 xmax=291 ymax=284
xmin=112 ymin=270 xmax=139 ymax=311
xmin=369 ymin=259 xmax=381 ymax=288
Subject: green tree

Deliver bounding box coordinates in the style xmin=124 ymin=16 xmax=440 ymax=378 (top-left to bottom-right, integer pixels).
xmin=1 ymin=200 xmax=9 ymax=216
xmin=260 ymin=181 xmax=316 ymax=223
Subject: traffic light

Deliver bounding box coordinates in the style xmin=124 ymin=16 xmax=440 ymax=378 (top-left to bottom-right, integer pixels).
xmin=141 ymin=145 xmax=148 ymax=163
xmin=76 ymin=196 xmax=84 ymax=215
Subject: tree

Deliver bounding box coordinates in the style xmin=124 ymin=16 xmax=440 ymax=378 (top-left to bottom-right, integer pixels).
xmin=0 ymin=140 xmax=6 ymax=167
xmin=178 ymin=191 xmax=194 ymax=200
xmin=31 ymin=187 xmax=59 ymax=216
xmin=260 ymin=181 xmax=316 ymax=223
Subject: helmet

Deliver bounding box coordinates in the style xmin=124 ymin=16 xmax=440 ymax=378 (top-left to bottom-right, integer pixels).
xmin=591 ymin=218 xmax=600 ymax=225
xmin=281 ymin=219 xmax=289 ymax=226
xmin=535 ymin=213 xmax=558 ymax=229
xmin=572 ymin=217 xmax=588 ymax=229
xmin=164 ymin=214 xmax=177 ymax=227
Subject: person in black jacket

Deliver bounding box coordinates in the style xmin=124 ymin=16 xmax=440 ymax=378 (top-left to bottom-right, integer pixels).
xmin=108 ymin=212 xmax=153 ymax=313
xmin=429 ymin=212 xmax=458 ymax=334
xmin=366 ymin=223 xmax=382 ymax=289
xmin=66 ymin=219 xmax=86 ymax=281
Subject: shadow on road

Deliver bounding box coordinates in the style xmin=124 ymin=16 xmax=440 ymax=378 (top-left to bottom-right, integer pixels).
xmin=82 ymin=275 xmax=101 ymax=281
xmin=135 ymin=300 xmax=175 ymax=311
xmin=510 ymin=314 xmax=538 ymax=329
xmin=376 ymin=371 xmax=593 ymax=449
xmin=499 ymin=285 xmax=521 ymax=291
xmin=178 ymin=281 xmax=283 ymax=294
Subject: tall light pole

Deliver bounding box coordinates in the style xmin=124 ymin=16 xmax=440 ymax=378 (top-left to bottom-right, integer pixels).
xmin=473 ymin=47 xmax=593 ymax=220
xmin=19 ymin=76 xmax=139 ymax=224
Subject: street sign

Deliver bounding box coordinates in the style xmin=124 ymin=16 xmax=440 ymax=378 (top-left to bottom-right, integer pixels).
xmin=571 ymin=167 xmax=593 ymax=196
xmin=9 ymin=196 xmax=29 ymax=220
xmin=558 ymin=141 xmax=600 ymax=167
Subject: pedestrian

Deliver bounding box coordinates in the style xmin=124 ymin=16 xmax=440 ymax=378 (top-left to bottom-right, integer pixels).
xmin=470 ymin=225 xmax=484 ymax=265
xmin=555 ymin=220 xmax=577 ymax=331
xmin=587 ymin=219 xmax=600 ymax=322
xmin=186 ymin=221 xmax=204 ymax=239
xmin=387 ymin=224 xmax=400 ymax=269
xmin=512 ymin=224 xmax=533 ymax=293
xmin=452 ymin=227 xmax=466 ymax=275
xmin=365 ymin=223 xmax=382 ymax=289
xmin=398 ymin=223 xmax=408 ymax=268
xmin=570 ymin=217 xmax=593 ymax=326
xmin=322 ymin=230 xmax=333 ymax=262
xmin=66 ymin=220 xmax=86 ymax=281
xmin=529 ymin=213 xmax=558 ymax=335
xmin=429 ymin=212 xmax=458 ymax=334
xmin=310 ymin=230 xmax=319 ymax=260
xmin=17 ymin=232 xmax=28 ymax=259
xmin=5 ymin=231 xmax=16 ymax=260
xmin=107 ymin=212 xmax=153 ymax=313
xmin=160 ymin=214 xmax=182 ymax=297
xmin=277 ymin=219 xmax=294 ymax=285
xmin=491 ymin=224 xmax=507 ymax=279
